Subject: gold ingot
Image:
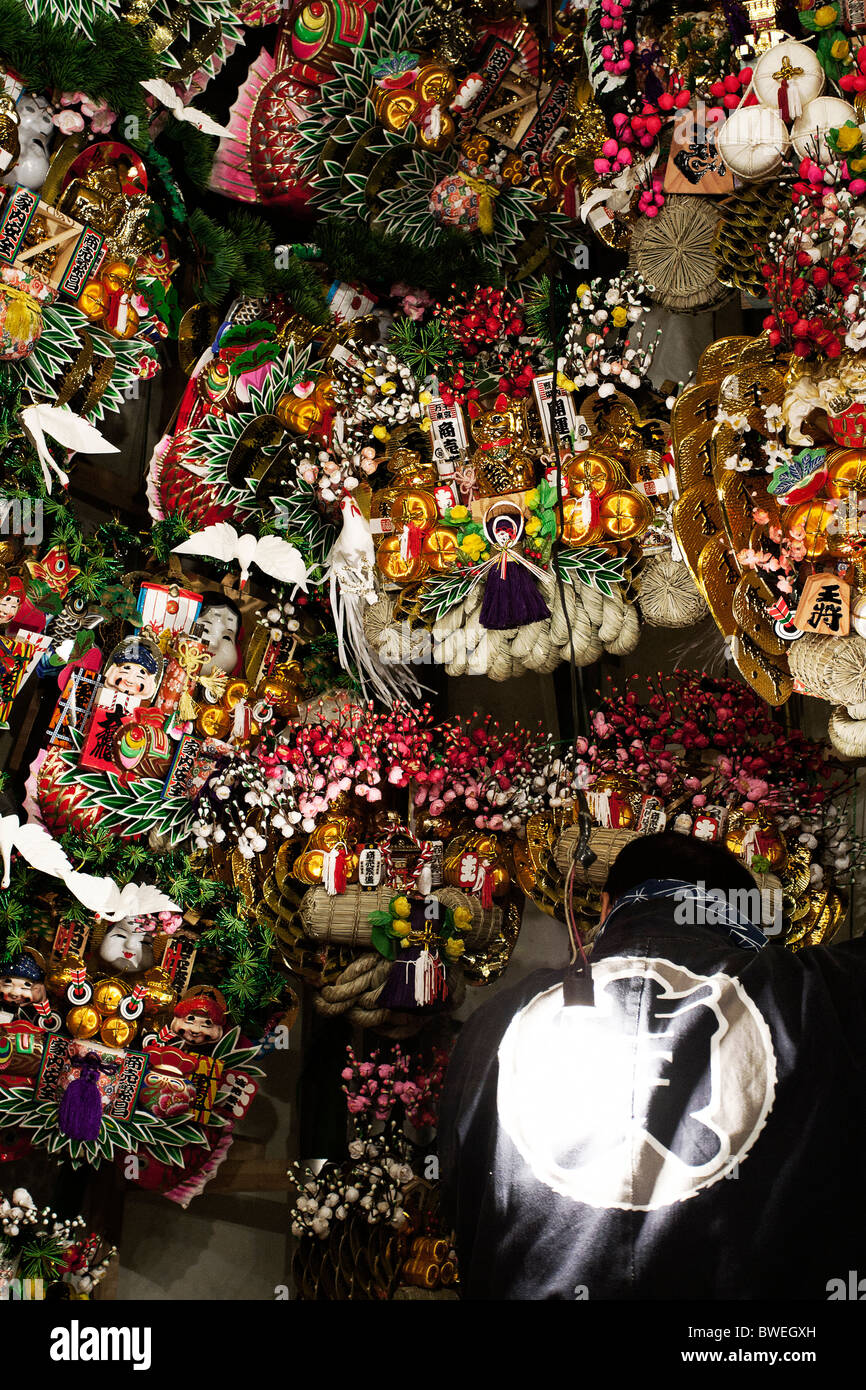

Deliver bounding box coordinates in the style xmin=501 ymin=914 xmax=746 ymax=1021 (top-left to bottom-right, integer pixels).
xmin=275 ymin=378 xmax=334 ymax=435
xmin=376 ymin=89 xmax=418 ymax=132
xmin=100 ymin=1016 xmax=136 ymax=1048
xmin=292 ymin=847 xmax=360 ymax=885
xmin=260 ymin=672 xmax=301 ymax=717
xmin=196 ymin=706 xmax=232 ymax=739
xmin=66 ymin=1005 xmax=100 ymax=1038
xmin=422 ymin=527 xmax=458 ymax=572
xmin=566 ymin=451 xmax=624 ymax=496
xmin=293 ymin=818 xmax=360 ymax=885
xmin=416 ymin=63 xmax=456 ymax=105
xmin=47 ymin=954 xmax=88 ymax=998
xmin=223 ymin=679 xmax=249 ymax=709
xmin=102 ymin=259 xmax=134 ymax=293
xmin=390 ymin=488 xmax=438 ymax=528
xmin=600 ymin=490 xmax=652 ymax=540
xmin=92 ymin=978 xmax=127 ymax=1017
xmin=78 ymin=280 xmax=106 ymax=321
xmin=561 ymin=496 xmax=604 ymax=545
xmin=783 ymin=499 xmax=835 ymax=558
xmin=725 ymin=809 xmax=788 ymax=871
xmin=376 ymin=536 xmax=429 ymax=584
xmin=444 ymin=832 xmax=510 ymax=896
xmin=275 ymin=660 xmax=305 ymax=689
xmin=111 ymin=303 xmax=140 ymax=340
xmin=141 ymin=966 xmax=176 ymax=1018
xmin=418 ymin=110 xmax=455 ymax=152
xmin=826 ymin=449 xmax=866 ymax=499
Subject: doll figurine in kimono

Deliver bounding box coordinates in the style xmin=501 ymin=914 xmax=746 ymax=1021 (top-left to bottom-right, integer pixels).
xmin=102 ymin=637 xmax=163 ymax=701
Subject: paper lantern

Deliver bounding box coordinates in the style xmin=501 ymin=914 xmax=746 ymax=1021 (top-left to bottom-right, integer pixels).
xmin=791 ymin=97 xmax=860 ymax=165
xmin=717 ymin=105 xmax=789 ymax=179
xmin=752 ymin=40 xmax=825 ymax=112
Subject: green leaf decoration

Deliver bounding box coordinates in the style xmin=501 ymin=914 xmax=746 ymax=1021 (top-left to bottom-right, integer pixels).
xmin=419 ymin=567 xmax=477 ymax=622
xmin=371 ymin=925 xmax=397 ymax=961
xmin=0 ymin=1086 xmax=209 ymax=1170
xmin=556 ymin=546 xmax=628 ymax=597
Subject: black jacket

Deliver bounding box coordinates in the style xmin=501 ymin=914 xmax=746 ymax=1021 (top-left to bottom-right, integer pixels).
xmin=439 ymin=899 xmax=866 ymax=1300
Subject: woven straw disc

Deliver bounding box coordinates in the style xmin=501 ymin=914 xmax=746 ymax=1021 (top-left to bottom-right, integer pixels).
xmin=639 ymin=554 xmax=709 ymax=627
xmin=630 ymin=196 xmax=730 ymax=313
xmin=827 ymin=635 xmax=866 ymax=706
xmin=363 ymin=595 xmax=396 ymax=650
xmin=828 ymin=706 xmax=866 ymax=759
xmin=788 ymin=634 xmax=835 ymax=700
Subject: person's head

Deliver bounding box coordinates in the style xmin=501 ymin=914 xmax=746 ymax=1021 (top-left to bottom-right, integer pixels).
xmin=599 ymin=831 xmax=757 ymax=923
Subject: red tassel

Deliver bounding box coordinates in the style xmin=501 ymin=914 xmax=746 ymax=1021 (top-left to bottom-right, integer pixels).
xmin=778 ymin=80 xmax=790 ymax=124
xmin=480 ymin=864 xmax=494 ymax=910
xmin=333 ymin=847 xmax=347 ymax=894
xmin=405 ymin=521 xmax=425 ymax=559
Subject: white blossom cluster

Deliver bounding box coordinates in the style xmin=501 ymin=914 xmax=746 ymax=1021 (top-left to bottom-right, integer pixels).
xmin=290 ymin=1138 xmax=415 ymax=1241
xmin=563 ymin=271 xmax=657 ymax=395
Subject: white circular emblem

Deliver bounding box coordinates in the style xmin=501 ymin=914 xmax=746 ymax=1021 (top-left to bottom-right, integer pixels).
xmin=496 ymin=956 xmax=777 ymax=1211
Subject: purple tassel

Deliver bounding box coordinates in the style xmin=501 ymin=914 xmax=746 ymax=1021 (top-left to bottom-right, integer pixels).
xmin=721 ymin=0 xmax=750 ymax=46
xmin=380 ymin=945 xmax=449 ymax=1010
xmin=480 ymin=557 xmax=550 ymax=630
xmin=58 ymin=1054 xmax=105 ymax=1142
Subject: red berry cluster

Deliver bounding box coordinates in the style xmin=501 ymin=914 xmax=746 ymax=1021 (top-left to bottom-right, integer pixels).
xmin=436 ymin=287 xmax=524 ymax=356
xmin=760 ymin=197 xmax=865 ymax=360
xmin=434 ymin=287 xmax=536 ymax=410
xmin=628 ymin=89 xmax=692 ymax=148
xmin=580 ymin=672 xmax=843 ymax=812
xmin=840 ymin=47 xmax=866 ymax=96
xmin=707 ymin=67 xmax=754 ymax=110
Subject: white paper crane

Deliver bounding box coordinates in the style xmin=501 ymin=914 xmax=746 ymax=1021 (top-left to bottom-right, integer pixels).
xmin=61 ymin=872 xmax=181 ymax=922
xmin=172 ymin=522 xmax=309 ymax=590
xmin=0 ymin=815 xmax=74 ymax=889
xmin=140 ymin=79 xmax=231 ymax=138
xmin=0 ymin=816 xmax=181 ymax=919
xmin=20 ymin=403 xmax=119 ymax=493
